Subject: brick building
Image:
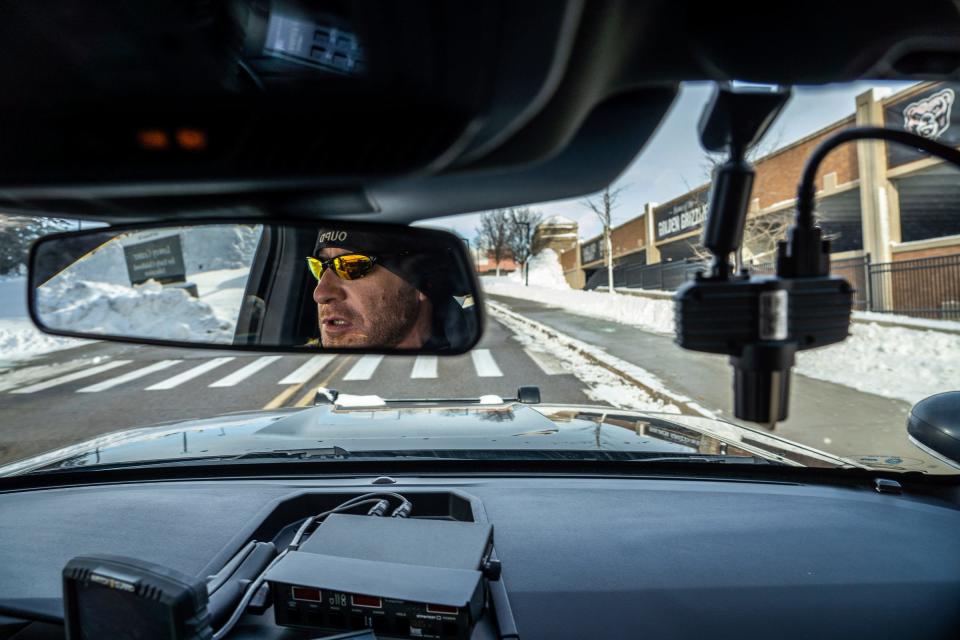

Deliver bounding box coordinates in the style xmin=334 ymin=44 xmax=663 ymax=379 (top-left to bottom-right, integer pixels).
xmin=555 ymin=82 xmax=960 ymax=318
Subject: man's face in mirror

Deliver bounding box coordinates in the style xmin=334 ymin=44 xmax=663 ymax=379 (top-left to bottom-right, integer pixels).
xmin=312 ymin=247 xmax=433 ymax=348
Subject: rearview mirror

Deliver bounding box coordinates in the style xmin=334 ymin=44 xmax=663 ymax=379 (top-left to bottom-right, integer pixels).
xmin=28 ymin=222 xmax=483 ymax=354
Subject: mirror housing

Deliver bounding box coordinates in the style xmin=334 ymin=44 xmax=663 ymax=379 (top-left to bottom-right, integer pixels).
xmin=907 ymin=391 xmax=960 ymax=470
xmin=28 ymin=220 xmax=483 ymax=355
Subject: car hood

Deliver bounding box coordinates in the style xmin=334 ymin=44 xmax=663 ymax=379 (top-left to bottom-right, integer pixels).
xmin=1 ymin=401 xmax=874 ymax=476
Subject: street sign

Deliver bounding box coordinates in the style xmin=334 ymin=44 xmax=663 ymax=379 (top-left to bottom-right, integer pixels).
xmin=123 ymin=235 xmax=186 ymax=285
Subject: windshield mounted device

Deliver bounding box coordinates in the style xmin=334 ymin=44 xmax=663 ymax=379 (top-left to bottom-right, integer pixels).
xmin=675 ymin=84 xmax=852 ymax=427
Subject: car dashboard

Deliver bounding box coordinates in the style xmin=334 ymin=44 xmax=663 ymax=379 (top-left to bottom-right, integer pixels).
xmin=1 ymin=470 xmax=959 ymax=639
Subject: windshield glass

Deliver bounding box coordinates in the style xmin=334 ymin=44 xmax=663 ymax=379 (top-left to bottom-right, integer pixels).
xmin=2 ymin=81 xmax=958 ymax=475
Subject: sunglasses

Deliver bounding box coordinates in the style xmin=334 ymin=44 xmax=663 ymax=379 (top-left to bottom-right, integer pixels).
xmin=306 ymin=254 xmax=379 ymax=281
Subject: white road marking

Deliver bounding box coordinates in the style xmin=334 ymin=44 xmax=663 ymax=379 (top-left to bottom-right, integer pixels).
xmin=77 ymin=360 xmax=182 ymax=393
xmin=145 ymin=357 xmax=234 ymax=390
xmin=278 ymin=355 xmax=336 ymax=384
xmin=0 ymin=358 xmax=101 ymax=393
xmin=343 ymin=355 xmax=383 ymax=381
xmin=471 ymin=349 xmax=503 ymax=377
xmin=209 ymin=356 xmax=283 ymax=388
xmin=10 ymin=360 xmax=132 ymax=394
xmin=410 ymin=356 xmax=438 ymax=379
xmin=523 ymin=348 xmax=566 ymax=375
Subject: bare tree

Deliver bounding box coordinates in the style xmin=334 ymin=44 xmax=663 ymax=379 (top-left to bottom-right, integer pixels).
xmin=504 ymin=207 xmax=543 ymax=285
xmin=688 ymin=209 xmax=793 ymax=266
xmin=476 ymin=209 xmax=511 ymax=276
xmin=581 ymin=185 xmax=626 ymax=293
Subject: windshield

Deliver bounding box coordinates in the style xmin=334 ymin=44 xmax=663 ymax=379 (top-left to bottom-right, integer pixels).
xmin=2 ymin=81 xmax=958 ymax=475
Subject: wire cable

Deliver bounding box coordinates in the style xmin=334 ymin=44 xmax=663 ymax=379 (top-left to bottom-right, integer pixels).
xmin=212 ymin=492 xmax=411 ymax=639
xmin=797 ymin=126 xmax=960 ymax=230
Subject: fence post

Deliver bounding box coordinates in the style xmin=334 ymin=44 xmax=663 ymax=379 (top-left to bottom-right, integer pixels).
xmin=864 ymin=253 xmax=873 ymax=312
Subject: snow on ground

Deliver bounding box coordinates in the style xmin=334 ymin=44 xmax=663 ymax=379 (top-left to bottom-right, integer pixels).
xmin=506 ymin=249 xmax=570 ymax=289
xmin=190 ymin=267 xmax=251 ymax=326
xmin=489 ymin=300 xmax=710 ymax=415
xmin=484 ymin=250 xmax=960 ymax=404
xmin=795 ymin=323 xmax=960 ymax=404
xmin=0 ymin=276 xmax=88 ymax=365
xmin=852 ymin=310 xmax=960 ymax=333
xmin=484 ymin=257 xmax=675 ymax=335
xmin=0 ymin=225 xmax=261 ymax=363
xmin=37 ymin=279 xmax=232 ymax=343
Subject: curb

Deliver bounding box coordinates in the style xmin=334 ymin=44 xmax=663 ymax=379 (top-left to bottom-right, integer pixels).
xmin=487 ymin=301 xmax=710 ymax=418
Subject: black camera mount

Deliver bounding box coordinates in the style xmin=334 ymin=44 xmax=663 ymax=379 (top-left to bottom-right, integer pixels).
xmin=674 ymin=84 xmax=851 ymax=427
xmin=676 ymin=87 xmax=960 ymax=428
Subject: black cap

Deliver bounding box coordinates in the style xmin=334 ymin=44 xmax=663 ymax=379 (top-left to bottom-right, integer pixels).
xmin=314 ymin=228 xmax=457 ymax=298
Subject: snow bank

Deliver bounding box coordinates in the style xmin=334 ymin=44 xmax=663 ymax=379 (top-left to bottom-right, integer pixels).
xmin=491 ymin=302 xmax=683 ymax=414
xmin=505 ymin=249 xmax=570 ymax=289
xmin=852 ymin=310 xmax=960 ymax=333
xmin=796 ymin=322 xmax=960 ymax=404
xmin=0 ymin=277 xmax=87 ymax=364
xmin=38 ymin=279 xmax=232 ymax=343
xmin=487 ymin=277 xmax=959 ymax=404
xmin=485 ymin=282 xmax=675 ymax=335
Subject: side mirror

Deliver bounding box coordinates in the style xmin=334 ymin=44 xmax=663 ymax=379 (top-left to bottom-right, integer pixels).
xmin=28 ymin=221 xmax=483 ymax=355
xmin=907 ymin=391 xmax=960 ymax=470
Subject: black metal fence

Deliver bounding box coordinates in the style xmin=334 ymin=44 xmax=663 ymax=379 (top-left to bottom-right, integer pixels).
xmin=868 ymin=254 xmax=960 ymax=320
xmin=587 ymin=252 xmax=960 ymax=321
xmin=586 ymin=259 xmax=705 ymax=291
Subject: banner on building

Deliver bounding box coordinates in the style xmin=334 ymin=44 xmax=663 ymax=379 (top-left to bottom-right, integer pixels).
xmin=884 ymin=83 xmax=960 ymax=168
xmin=580 ymin=238 xmax=603 ymax=264
xmin=654 ymin=190 xmax=709 ymax=242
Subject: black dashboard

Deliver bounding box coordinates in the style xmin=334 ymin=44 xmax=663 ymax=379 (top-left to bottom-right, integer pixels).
xmin=1 ymin=472 xmax=959 ymax=639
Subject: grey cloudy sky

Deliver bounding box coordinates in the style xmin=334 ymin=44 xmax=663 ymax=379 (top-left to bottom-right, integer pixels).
xmin=420 ymin=80 xmax=915 ymax=242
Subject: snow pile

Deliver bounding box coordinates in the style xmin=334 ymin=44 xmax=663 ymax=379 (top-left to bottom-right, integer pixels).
xmin=852 ymin=310 xmax=960 ymax=333
xmin=796 ymin=322 xmax=960 ymax=404
xmin=37 ymin=279 xmax=232 ymax=343
xmin=489 ymin=300 xmax=716 ymax=416
xmin=505 ymin=249 xmax=570 ymax=289
xmin=485 ymin=282 xmax=675 ymax=335
xmin=0 ymin=276 xmax=87 ymax=364
xmin=486 ymin=278 xmax=959 ymax=404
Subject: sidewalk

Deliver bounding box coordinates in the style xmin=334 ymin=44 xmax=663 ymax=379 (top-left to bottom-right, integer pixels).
xmin=615 ymin=287 xmax=960 ymax=335
xmin=490 ymin=294 xmax=945 ymax=472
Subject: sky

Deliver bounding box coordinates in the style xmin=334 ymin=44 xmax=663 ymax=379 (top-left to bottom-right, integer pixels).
xmin=418 ymin=80 xmax=916 ymax=242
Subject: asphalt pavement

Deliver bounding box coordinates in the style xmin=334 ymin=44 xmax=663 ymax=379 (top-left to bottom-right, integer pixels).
xmin=0 ymin=296 xmax=942 ymax=471
xmin=0 ymin=316 xmax=591 ymax=466
xmin=489 ymin=295 xmax=940 ymax=469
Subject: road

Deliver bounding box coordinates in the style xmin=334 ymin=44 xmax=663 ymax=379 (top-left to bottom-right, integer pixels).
xmin=0 ymin=296 xmax=942 ymax=472
xmin=490 ymin=295 xmax=942 ymax=470
xmin=0 ymin=316 xmax=592 ymax=466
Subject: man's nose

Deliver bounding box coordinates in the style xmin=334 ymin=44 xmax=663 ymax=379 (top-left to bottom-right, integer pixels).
xmin=313 ymin=268 xmax=345 ymax=304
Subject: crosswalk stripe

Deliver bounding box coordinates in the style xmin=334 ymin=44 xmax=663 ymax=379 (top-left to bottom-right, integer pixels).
xmin=145 ymin=357 xmax=235 ymax=390
xmin=10 ymin=360 xmax=133 ymax=394
xmin=523 ymin=348 xmax=566 ymax=375
xmin=278 ymin=355 xmax=336 ymax=384
xmin=209 ymin=356 xmax=283 ymax=388
xmin=471 ymin=349 xmax=503 ymax=377
xmin=77 ymin=360 xmax=182 ymax=393
xmin=410 ymin=356 xmax=438 ymax=379
xmin=343 ymin=355 xmax=383 ymax=381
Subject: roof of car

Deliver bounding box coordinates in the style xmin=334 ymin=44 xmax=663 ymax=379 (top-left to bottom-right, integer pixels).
xmin=2 ymin=0 xmax=959 ymax=224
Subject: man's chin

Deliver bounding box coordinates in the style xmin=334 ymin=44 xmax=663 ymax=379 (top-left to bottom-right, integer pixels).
xmin=321 ymin=330 xmax=374 ymax=348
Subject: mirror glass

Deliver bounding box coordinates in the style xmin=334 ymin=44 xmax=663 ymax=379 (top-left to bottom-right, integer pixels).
xmin=30 ymin=223 xmax=480 ymax=353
